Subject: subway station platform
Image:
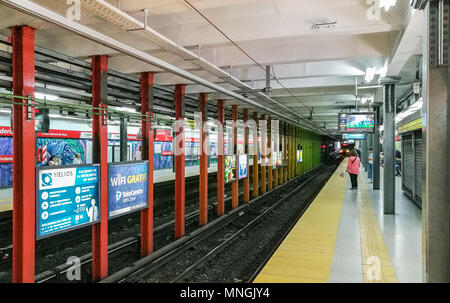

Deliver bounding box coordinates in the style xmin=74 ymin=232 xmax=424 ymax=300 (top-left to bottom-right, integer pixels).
xmin=254 ymin=159 xmax=422 ymax=283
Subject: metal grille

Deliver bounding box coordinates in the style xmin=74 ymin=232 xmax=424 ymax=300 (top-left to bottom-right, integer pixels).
xmin=402 ymin=134 xmax=414 ymax=195
xmin=414 ymin=132 xmax=423 ymax=206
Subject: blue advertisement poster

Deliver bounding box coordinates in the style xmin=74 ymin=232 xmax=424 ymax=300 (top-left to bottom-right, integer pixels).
xmin=238 ymin=154 xmax=248 ymax=180
xmin=36 ymin=165 xmax=100 ymax=240
xmin=108 ymin=161 xmax=149 ymax=219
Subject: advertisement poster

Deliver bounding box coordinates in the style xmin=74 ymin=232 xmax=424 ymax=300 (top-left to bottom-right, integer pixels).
xmin=225 ymin=155 xmax=236 ymax=183
xmin=298 ymin=149 xmax=303 ymax=163
xmin=108 ymin=162 xmax=149 ymax=218
xmin=272 ymin=152 xmax=278 ymax=169
xmin=238 ymin=154 xmax=248 ymax=180
xmin=36 ymin=165 xmax=100 ymax=240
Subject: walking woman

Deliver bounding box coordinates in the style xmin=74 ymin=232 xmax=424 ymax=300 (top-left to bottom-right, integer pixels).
xmin=347 ymin=150 xmax=361 ymax=190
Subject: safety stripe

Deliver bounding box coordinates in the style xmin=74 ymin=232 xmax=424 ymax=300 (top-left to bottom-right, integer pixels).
xmin=253 ymin=161 xmax=348 ymax=283
xmin=358 ymin=176 xmax=398 ymax=283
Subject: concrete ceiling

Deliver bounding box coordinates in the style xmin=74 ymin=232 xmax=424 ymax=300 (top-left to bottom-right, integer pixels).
xmin=0 ymin=0 xmax=422 ymax=135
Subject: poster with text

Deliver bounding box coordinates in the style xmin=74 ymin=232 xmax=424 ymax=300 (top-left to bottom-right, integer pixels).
xmin=108 ymin=161 xmax=149 ymax=218
xmin=238 ymin=154 xmax=248 ymax=180
xmin=36 ymin=165 xmax=100 ymax=240
xmin=225 ymin=155 xmax=236 ymax=183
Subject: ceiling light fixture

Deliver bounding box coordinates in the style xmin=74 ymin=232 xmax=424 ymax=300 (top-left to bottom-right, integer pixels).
xmin=379 ymin=0 xmax=397 ymax=11
xmin=312 ymin=22 xmax=337 ymax=31
xmin=365 ymin=67 xmax=377 ymax=83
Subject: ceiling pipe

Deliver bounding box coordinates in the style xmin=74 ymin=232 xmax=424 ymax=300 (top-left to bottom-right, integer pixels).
xmin=77 ymin=0 xmax=329 ymax=135
xmin=0 ymin=0 xmax=333 ymax=135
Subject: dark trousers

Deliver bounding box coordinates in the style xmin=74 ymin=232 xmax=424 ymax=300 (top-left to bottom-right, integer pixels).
xmin=349 ymin=173 xmax=358 ymax=189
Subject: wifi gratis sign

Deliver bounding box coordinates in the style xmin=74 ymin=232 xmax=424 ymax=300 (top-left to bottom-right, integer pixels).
xmin=107 ymin=161 xmax=149 ymax=219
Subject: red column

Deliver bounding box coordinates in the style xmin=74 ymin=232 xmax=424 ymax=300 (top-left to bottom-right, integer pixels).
xmin=217 ymin=100 xmax=225 ymax=217
xmin=91 ymin=55 xmax=109 ymax=281
xmin=260 ymin=114 xmax=266 ymax=194
xmin=140 ymin=72 xmax=154 ymax=256
xmin=174 ymin=84 xmax=185 ymax=239
xmin=252 ymin=112 xmax=259 ymax=198
xmin=243 ymin=109 xmax=250 ymax=203
xmin=199 ymin=93 xmax=208 ymax=226
xmin=232 ymin=105 xmax=238 ymax=209
xmin=268 ymin=117 xmax=273 ymax=191
xmin=11 ymin=25 xmax=36 ymax=283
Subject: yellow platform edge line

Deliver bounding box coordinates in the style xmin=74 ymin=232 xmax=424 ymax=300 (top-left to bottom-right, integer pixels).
xmin=358 ymin=174 xmax=398 ymax=283
xmin=254 ymin=160 xmax=348 ymax=283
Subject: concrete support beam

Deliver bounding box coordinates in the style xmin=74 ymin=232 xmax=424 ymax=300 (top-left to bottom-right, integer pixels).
xmin=380 ymin=78 xmax=399 ymax=215
xmin=373 ymin=104 xmax=381 ymax=190
xmin=422 ymin=0 xmax=450 ymax=283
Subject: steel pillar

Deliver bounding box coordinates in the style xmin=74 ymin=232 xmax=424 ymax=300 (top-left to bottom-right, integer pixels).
xmin=373 ymin=105 xmax=381 ymax=190
xmin=362 ymin=137 xmax=368 ymax=171
xmin=91 ymin=55 xmax=109 ymax=281
xmin=421 ymin=0 xmax=450 ymax=282
xmin=11 ymin=25 xmax=36 ymax=283
xmin=267 ymin=117 xmax=273 ymax=190
xmin=174 ymin=84 xmax=185 ymax=239
xmin=217 ymin=100 xmax=225 ymax=216
xmin=243 ymin=109 xmax=250 ymax=202
xmin=260 ymin=115 xmax=267 ymax=194
xmin=232 ymin=105 xmax=239 ymax=209
xmin=380 ymin=78 xmax=399 ymax=215
xmin=252 ymin=112 xmax=259 ymax=198
xmin=199 ymin=93 xmax=208 ymax=225
xmin=140 ymin=72 xmax=154 ymax=256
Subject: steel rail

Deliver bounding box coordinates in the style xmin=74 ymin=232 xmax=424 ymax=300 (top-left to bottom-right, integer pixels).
xmin=169 ymin=164 xmax=330 ymax=283
xmin=102 ymin=164 xmax=325 ymax=283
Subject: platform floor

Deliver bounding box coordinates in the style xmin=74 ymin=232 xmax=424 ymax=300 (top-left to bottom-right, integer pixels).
xmin=254 ymin=159 xmax=422 ymax=283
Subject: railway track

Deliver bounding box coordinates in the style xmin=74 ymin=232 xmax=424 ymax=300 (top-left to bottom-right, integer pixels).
xmin=99 ymin=163 xmax=333 ymax=283
xmin=0 ymin=172 xmax=225 ymax=274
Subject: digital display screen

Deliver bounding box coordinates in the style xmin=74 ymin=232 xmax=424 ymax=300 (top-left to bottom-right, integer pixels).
xmin=342 ymin=133 xmax=367 ymax=140
xmin=339 ymin=113 xmax=375 ymax=133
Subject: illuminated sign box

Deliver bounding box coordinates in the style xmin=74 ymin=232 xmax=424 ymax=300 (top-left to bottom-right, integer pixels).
xmin=36 ymin=165 xmax=100 ymax=240
xmin=338 ymin=112 xmax=375 ymax=133
xmin=225 ymin=155 xmax=236 ymax=183
xmin=108 ymin=161 xmax=149 ymax=219
xmin=342 ymin=133 xmax=367 ymax=140
xmin=238 ymin=154 xmax=248 ymax=180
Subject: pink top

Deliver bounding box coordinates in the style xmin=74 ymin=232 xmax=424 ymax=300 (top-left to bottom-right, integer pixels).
xmin=347 ymin=156 xmax=361 ymax=175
